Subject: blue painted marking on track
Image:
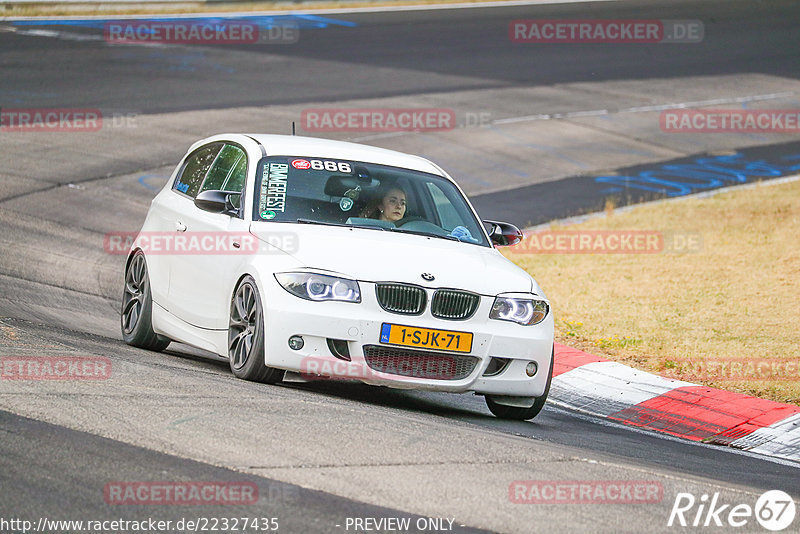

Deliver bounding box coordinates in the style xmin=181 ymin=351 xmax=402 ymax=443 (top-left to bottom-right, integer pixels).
xmin=594 ymin=152 xmax=800 ymax=197
xmin=287 ymin=14 xmax=358 ymax=28
xmin=138 ymin=174 xmax=168 ymax=192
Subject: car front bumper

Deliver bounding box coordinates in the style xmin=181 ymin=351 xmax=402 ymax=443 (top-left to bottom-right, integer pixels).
xmin=260 ymin=277 xmax=554 ymax=397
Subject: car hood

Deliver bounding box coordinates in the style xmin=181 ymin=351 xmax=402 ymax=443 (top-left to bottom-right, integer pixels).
xmin=250 ymin=223 xmax=536 ymax=296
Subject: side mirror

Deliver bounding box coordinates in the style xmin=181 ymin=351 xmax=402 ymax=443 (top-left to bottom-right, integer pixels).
xmin=194 ymin=190 xmax=240 ymax=216
xmin=484 ymin=220 xmax=523 ymax=246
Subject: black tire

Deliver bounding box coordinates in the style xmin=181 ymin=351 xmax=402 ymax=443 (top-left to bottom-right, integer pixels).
xmin=228 ymin=276 xmax=284 ymax=384
xmin=121 ymin=251 xmax=170 ymax=351
xmin=485 ymin=347 xmax=554 ymax=421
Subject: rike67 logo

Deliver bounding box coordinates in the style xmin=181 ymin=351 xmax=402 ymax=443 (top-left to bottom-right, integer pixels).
xmin=668 ymin=490 xmax=796 ymax=531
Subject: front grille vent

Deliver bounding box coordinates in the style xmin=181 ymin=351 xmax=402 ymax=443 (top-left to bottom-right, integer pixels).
xmin=375 ymin=283 xmax=426 ymax=315
xmin=363 ymin=345 xmax=478 ymax=380
xmin=431 ymin=290 xmax=480 ymax=320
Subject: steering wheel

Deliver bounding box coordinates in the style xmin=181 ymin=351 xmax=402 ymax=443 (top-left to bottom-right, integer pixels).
xmin=395 ymin=218 xmax=451 ymax=237
xmin=394 ymin=216 xmax=425 ymax=227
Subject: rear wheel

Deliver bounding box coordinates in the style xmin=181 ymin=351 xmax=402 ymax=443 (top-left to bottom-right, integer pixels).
xmin=228 ymin=276 xmax=284 ymax=384
xmin=485 ymin=347 xmax=554 ymax=421
xmin=121 ymin=251 xmax=170 ymax=351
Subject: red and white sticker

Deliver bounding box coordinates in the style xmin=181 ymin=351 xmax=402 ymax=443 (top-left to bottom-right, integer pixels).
xmin=291 ymin=159 xmax=311 ymax=169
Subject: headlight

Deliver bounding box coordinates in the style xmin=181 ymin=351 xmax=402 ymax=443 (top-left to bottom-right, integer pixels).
xmin=275 ymin=272 xmax=361 ymax=303
xmin=489 ymin=297 xmax=548 ymax=325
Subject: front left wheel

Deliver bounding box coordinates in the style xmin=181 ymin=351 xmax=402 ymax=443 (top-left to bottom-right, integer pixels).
xmin=228 ymin=276 xmax=284 ymax=384
xmin=121 ymin=251 xmax=170 ymax=351
xmin=485 ymin=347 xmax=554 ymax=421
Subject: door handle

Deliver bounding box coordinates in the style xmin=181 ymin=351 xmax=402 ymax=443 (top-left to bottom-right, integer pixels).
xmin=175 ymin=221 xmax=187 ymax=232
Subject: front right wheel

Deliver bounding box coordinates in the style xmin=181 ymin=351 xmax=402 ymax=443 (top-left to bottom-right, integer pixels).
xmin=485 ymin=347 xmax=554 ymax=421
xmin=228 ymin=276 xmax=284 ymax=384
xmin=121 ymin=250 xmax=170 ymax=351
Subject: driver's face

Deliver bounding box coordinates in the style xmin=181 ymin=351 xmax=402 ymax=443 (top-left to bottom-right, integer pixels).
xmin=379 ymin=189 xmax=407 ymax=222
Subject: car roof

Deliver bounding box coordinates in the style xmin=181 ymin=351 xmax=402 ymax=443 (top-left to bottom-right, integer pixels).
xmin=202 ymin=134 xmax=447 ymax=177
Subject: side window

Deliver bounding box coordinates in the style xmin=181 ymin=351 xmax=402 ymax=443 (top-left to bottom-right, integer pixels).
xmin=225 ymin=155 xmax=247 ymax=209
xmin=200 ymin=144 xmax=247 ymax=210
xmin=173 ymin=143 xmax=223 ymax=198
xmin=200 ymin=144 xmax=247 ymax=194
xmin=223 ymin=152 xmax=247 ymax=193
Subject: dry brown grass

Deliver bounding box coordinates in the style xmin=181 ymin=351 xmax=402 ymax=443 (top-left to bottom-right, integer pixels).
xmin=504 ymin=178 xmax=800 ymax=405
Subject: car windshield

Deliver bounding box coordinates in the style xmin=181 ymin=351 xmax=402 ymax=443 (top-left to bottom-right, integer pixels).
xmin=252 ymin=156 xmax=490 ymax=246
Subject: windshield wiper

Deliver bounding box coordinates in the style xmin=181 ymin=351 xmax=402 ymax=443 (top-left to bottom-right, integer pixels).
xmin=389 ymin=228 xmax=459 ymax=241
xmin=296 ymin=218 xmax=345 ymax=226
xmin=296 ymin=218 xmax=386 ymax=231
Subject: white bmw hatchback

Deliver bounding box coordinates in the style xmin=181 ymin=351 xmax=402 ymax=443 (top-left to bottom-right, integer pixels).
xmin=122 ymin=134 xmax=554 ymax=420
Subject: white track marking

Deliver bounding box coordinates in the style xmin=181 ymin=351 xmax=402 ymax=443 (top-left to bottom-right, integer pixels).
xmin=348 ymin=91 xmax=796 ymax=143
xmin=494 ymin=92 xmax=796 ymax=125
xmin=731 ymin=413 xmax=800 ymax=461
xmin=550 ymin=361 xmax=693 ymax=417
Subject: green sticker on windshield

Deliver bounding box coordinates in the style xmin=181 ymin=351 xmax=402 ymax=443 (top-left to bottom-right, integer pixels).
xmin=339 ymin=197 xmax=354 ymax=212
xmin=261 ymin=210 xmax=276 ymax=220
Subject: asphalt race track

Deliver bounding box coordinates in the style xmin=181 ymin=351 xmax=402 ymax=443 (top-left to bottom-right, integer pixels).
xmin=1 ymin=0 xmax=799 ymax=532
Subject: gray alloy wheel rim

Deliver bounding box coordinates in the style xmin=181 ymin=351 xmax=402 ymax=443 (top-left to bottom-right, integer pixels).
xmin=122 ymin=254 xmax=147 ymax=335
xmin=229 ymin=282 xmax=259 ymax=370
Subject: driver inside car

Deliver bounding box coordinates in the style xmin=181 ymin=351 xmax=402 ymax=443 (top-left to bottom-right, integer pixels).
xmin=358 ymin=184 xmax=479 ymax=243
xmin=360 ymin=186 xmax=407 ymax=223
